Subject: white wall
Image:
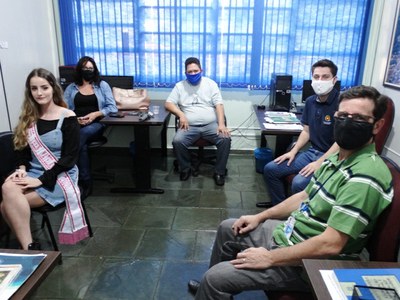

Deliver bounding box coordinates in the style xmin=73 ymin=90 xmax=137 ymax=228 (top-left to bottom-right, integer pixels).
xmin=0 ymin=0 xmax=60 ymax=132
xmin=0 ymin=61 xmax=11 ymax=131
xmin=132 ymin=88 xmax=275 ymax=151
xmin=363 ymin=0 xmax=400 ymax=164
xmin=0 ymin=0 xmax=399 ymax=163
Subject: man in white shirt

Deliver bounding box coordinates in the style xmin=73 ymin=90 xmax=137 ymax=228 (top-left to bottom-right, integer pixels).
xmin=165 ymin=57 xmax=231 ymax=186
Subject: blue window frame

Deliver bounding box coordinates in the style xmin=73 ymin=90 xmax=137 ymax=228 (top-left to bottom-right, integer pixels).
xmin=58 ymin=0 xmax=372 ymax=89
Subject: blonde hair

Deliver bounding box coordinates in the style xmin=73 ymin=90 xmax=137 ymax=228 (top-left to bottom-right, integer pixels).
xmin=14 ymin=68 xmax=67 ymax=150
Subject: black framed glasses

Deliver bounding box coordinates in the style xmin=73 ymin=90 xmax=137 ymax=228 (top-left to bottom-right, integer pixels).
xmin=334 ymin=111 xmax=375 ymax=123
xmin=82 ymin=67 xmax=94 ymax=71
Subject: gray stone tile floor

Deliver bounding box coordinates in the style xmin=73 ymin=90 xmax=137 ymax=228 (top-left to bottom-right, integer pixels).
xmin=1 ymin=150 xmax=272 ymax=299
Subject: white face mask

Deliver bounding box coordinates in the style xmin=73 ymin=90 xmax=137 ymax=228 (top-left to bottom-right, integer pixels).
xmin=311 ymin=79 xmax=334 ymax=96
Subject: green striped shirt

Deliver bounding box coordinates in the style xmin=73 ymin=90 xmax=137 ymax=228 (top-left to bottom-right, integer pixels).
xmin=273 ymin=143 xmax=393 ymax=256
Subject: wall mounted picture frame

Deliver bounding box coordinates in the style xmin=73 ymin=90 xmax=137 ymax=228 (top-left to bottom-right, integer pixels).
xmin=384 ymin=2 xmax=400 ymax=89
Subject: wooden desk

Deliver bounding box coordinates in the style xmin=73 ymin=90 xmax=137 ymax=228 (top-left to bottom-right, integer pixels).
xmin=253 ymin=105 xmax=302 ymax=157
xmin=302 ymin=259 xmax=400 ymax=299
xmin=100 ymin=100 xmax=170 ymax=194
xmin=0 ymin=249 xmax=61 ymax=300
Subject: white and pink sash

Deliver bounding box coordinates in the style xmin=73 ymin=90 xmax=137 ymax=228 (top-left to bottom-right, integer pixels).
xmin=28 ymin=125 xmax=89 ymax=244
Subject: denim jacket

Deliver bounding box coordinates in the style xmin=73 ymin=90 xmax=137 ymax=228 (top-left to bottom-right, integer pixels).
xmin=64 ymin=81 xmax=118 ymax=116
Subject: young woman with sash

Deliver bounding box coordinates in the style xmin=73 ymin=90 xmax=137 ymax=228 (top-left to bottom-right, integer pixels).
xmin=1 ymin=68 xmax=89 ymax=250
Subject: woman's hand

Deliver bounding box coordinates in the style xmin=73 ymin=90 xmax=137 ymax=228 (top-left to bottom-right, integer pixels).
xmin=12 ymin=176 xmax=42 ymax=190
xmin=6 ymin=169 xmax=27 ymax=182
xmin=78 ymin=112 xmax=99 ymax=126
xmin=77 ymin=117 xmax=89 ymax=125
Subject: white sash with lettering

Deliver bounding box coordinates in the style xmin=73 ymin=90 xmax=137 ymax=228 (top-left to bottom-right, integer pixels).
xmin=28 ymin=125 xmax=89 ymax=244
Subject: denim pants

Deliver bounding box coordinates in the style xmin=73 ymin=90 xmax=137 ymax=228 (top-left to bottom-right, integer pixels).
xmin=78 ymin=122 xmax=105 ymax=181
xmin=194 ymin=219 xmax=309 ymax=300
xmin=172 ymin=122 xmax=231 ymax=175
xmin=263 ymin=147 xmax=323 ymax=205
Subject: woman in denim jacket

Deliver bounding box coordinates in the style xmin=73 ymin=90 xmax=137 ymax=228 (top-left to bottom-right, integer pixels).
xmin=64 ymin=56 xmax=117 ymax=198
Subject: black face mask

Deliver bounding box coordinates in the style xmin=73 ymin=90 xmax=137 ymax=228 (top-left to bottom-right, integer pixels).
xmin=82 ymin=70 xmax=95 ymax=82
xmin=334 ymin=117 xmax=374 ymax=150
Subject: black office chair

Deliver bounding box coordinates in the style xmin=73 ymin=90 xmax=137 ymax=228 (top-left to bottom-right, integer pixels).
xmin=0 ymin=131 xmax=15 ymax=246
xmin=0 ymin=131 xmax=93 ymax=251
xmin=86 ymin=75 xmax=135 ymax=183
xmin=173 ymin=116 xmax=228 ymax=177
xmin=88 ymin=135 xmax=115 ymax=183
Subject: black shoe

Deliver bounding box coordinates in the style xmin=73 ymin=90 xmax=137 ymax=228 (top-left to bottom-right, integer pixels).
xmin=213 ymin=173 xmax=225 ymax=186
xmin=27 ymin=241 xmax=41 ymax=250
xmin=180 ymin=169 xmax=191 ymax=181
xmin=256 ymin=201 xmax=273 ymax=208
xmin=188 ymin=279 xmax=200 ymax=295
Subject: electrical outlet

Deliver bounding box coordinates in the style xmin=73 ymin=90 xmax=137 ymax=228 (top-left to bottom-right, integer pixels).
xmin=0 ymin=41 xmax=9 ymax=49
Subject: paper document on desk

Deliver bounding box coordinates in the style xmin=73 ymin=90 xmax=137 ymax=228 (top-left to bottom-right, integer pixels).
xmin=320 ymin=268 xmax=400 ymax=300
xmin=320 ymin=270 xmax=347 ymax=300
xmin=264 ymin=111 xmax=300 ymax=124
xmin=263 ymin=123 xmax=303 ymax=131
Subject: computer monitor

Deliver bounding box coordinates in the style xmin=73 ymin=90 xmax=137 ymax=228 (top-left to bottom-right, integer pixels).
xmin=301 ymin=80 xmax=341 ymax=102
xmin=58 ymin=66 xmax=75 ymax=91
xmin=101 ymin=75 xmax=134 ymax=89
xmin=58 ymin=66 xmax=135 ymax=91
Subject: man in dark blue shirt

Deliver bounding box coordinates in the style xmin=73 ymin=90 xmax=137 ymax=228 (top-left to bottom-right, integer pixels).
xmin=261 ymin=59 xmax=340 ymax=206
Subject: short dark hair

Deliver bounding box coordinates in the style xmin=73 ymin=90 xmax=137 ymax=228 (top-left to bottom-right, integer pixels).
xmin=339 ymin=85 xmax=388 ymax=121
xmin=185 ymin=57 xmax=201 ymax=71
xmin=74 ymin=56 xmax=101 ymax=85
xmin=311 ymin=59 xmax=338 ymax=77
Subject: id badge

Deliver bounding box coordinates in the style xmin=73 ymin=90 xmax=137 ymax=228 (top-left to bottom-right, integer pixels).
xmin=284 ymin=216 xmax=296 ymax=243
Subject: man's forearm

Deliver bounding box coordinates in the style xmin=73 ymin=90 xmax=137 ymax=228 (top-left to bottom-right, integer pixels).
xmin=215 ymin=104 xmax=225 ymax=126
xmin=291 ymin=128 xmax=310 ymax=153
xmin=256 ymin=191 xmax=307 ymax=222
xmin=316 ymin=142 xmax=339 ymax=164
xmin=267 ymin=227 xmax=349 ymax=266
xmin=165 ymin=102 xmax=184 ymax=118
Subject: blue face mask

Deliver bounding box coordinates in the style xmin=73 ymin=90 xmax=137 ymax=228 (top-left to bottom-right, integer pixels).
xmin=186 ymin=72 xmax=202 ymax=85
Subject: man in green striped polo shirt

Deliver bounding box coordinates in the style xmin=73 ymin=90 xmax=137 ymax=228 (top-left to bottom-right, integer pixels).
xmin=188 ymin=86 xmax=394 ymax=299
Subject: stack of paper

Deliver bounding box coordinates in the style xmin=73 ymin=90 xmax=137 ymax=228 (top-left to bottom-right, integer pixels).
xmin=263 ymin=123 xmax=303 ymax=131
xmin=264 ymin=111 xmax=300 ymax=124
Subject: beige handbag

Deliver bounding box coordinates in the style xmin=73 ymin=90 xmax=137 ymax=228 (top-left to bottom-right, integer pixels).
xmin=112 ymin=87 xmax=150 ymax=110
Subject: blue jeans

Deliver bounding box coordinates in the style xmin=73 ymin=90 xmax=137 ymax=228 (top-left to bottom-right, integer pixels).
xmin=263 ymin=147 xmax=323 ymax=205
xmin=78 ymin=122 xmax=105 ymax=181
xmin=172 ymin=122 xmax=231 ymax=175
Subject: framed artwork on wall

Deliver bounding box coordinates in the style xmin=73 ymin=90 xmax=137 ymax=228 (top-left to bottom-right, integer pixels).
xmin=384 ymin=2 xmax=400 ymax=89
